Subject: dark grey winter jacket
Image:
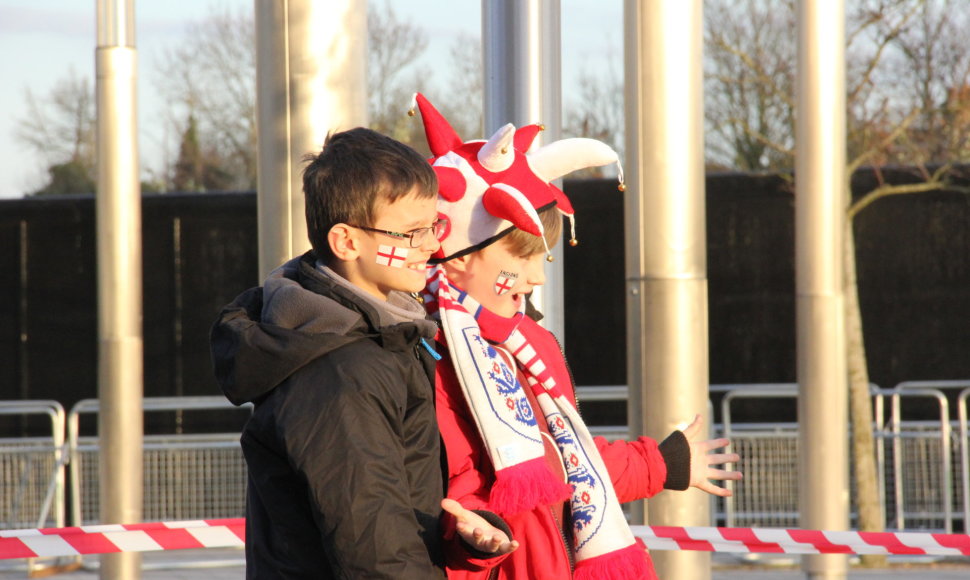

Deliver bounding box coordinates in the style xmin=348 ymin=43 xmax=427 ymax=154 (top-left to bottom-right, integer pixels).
xmin=210 ymin=252 xmax=445 ymax=579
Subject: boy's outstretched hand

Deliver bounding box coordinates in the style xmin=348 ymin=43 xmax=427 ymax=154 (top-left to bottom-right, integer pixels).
xmin=681 ymin=414 xmax=743 ymax=497
xmin=441 ymin=498 xmax=519 ymax=556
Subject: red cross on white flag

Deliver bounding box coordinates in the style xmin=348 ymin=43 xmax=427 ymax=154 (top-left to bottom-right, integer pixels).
xmin=376 ymin=244 xmax=409 ymax=268
xmin=494 ymin=271 xmax=518 ymax=295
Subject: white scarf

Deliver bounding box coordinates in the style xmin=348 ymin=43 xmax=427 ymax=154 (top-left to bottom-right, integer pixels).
xmin=425 ymin=266 xmax=655 ymax=579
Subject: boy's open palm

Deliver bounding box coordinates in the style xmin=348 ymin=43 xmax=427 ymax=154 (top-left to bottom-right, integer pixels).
xmin=681 ymin=414 xmax=743 ymax=497
xmin=441 ymin=498 xmax=519 ymax=555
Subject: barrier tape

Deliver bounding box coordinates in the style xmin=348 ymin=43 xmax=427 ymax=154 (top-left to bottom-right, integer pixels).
xmin=631 ymin=525 xmax=970 ymax=557
xmin=3 ymin=519 xmax=970 ymax=560
xmin=0 ymin=519 xmax=244 ymax=560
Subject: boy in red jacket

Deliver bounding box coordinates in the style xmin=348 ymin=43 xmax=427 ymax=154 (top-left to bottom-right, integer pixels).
xmin=414 ymin=94 xmax=743 ymax=579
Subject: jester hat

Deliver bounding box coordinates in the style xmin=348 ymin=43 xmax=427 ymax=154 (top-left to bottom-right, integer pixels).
xmin=411 ymin=93 xmax=623 ymax=263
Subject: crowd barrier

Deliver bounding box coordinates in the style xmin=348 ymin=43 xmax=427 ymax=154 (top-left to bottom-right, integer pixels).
xmin=0 ymin=401 xmax=67 ymax=530
xmin=577 ymin=380 xmax=970 ymax=533
xmin=66 ymin=396 xmax=251 ymax=526
xmin=3 ymin=518 xmax=970 ymax=560
xmin=2 ymin=382 xmax=969 ymax=562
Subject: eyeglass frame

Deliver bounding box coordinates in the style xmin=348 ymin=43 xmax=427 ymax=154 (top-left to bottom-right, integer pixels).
xmin=347 ymin=217 xmax=449 ymax=248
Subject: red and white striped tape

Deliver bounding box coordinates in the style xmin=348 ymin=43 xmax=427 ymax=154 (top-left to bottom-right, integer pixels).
xmin=0 ymin=519 xmax=244 ymax=560
xmin=632 ymin=525 xmax=970 ymax=557
xmin=3 ymin=519 xmax=970 ymax=560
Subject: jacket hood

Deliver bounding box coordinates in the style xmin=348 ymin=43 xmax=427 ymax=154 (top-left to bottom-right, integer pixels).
xmin=211 ymin=253 xmax=435 ymax=405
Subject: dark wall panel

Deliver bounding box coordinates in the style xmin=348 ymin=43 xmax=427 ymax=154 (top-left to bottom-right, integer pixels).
xmin=852 ymin=191 xmax=970 ymax=388
xmin=22 ymin=198 xmax=97 ymax=406
xmin=562 ymin=181 xmax=627 ymax=387
xmin=562 ymin=174 xmax=970 ymax=393
xmin=0 ymin=175 xmax=967 ymax=431
xmin=0 ymin=219 xmax=23 ymax=399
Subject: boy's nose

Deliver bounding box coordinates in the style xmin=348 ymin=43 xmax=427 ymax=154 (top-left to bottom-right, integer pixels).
xmin=419 ymin=232 xmax=441 ymax=254
xmin=526 ymin=258 xmax=546 ymax=286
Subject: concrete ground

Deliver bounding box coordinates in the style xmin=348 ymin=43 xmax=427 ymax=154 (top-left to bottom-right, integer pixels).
xmin=1 ymin=550 xmax=969 ymax=579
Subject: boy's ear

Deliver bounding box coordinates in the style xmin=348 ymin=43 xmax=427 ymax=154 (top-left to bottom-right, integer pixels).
xmin=442 ymin=253 xmax=470 ymax=274
xmin=328 ymin=224 xmax=360 ymax=262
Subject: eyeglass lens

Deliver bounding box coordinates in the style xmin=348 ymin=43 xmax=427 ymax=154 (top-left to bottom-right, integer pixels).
xmin=408 ymin=219 xmax=448 ymax=248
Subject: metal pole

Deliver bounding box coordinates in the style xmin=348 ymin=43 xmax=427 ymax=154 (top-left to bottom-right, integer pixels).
xmin=482 ymin=0 xmax=565 ymax=340
xmin=254 ymin=0 xmax=367 ymax=278
xmin=95 ymin=0 xmax=142 ymax=578
xmin=624 ymin=1 xmax=710 ymax=578
xmin=796 ymin=0 xmax=849 ymax=578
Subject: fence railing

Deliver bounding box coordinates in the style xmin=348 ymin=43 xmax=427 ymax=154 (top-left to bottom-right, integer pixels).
xmin=2 ymin=383 xmax=968 ymax=535
xmin=577 ymin=380 xmax=970 ymax=533
xmin=0 ymin=400 xmax=67 ymax=531
xmin=66 ymin=396 xmax=251 ymax=527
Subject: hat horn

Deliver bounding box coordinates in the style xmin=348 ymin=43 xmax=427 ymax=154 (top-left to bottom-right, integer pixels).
xmin=513 ymin=124 xmax=543 ymax=152
xmin=414 ymin=93 xmax=463 ymax=157
xmin=478 ymin=124 xmax=516 ymax=173
xmin=526 ymin=138 xmax=618 ymax=183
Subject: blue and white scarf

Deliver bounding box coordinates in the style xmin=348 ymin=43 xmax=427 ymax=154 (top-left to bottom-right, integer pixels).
xmin=425 ymin=266 xmax=654 ymax=579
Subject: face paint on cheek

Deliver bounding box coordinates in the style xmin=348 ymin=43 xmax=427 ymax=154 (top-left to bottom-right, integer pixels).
xmin=494 ymin=270 xmax=519 ymax=296
xmin=376 ymin=244 xmax=409 ymax=268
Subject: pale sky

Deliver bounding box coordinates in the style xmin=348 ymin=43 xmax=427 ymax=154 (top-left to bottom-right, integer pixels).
xmin=0 ymin=1 xmax=622 ymax=199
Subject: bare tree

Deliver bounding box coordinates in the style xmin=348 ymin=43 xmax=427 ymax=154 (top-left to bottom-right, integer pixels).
xmin=705 ymin=0 xmax=970 ymax=565
xmin=704 ymin=0 xmax=796 ymax=172
xmin=563 ymin=61 xmax=625 ymax=177
xmin=368 ymin=0 xmax=431 ymax=145
xmin=16 ymin=69 xmax=96 ymax=195
xmin=433 ymin=31 xmax=484 ymax=144
xmin=850 ymin=0 xmax=970 ymax=164
xmin=16 ymin=4 xmax=443 ymax=194
xmin=155 ymin=5 xmax=257 ymax=192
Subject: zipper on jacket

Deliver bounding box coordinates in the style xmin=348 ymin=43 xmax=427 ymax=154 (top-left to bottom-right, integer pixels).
xmin=552 ymin=334 xmax=585 ymax=419
xmin=551 ymin=335 xmax=581 ymax=577
xmin=552 ymin=504 xmax=576 ymax=575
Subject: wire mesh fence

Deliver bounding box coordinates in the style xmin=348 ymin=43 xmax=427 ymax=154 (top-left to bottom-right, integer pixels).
xmin=70 ymin=434 xmax=247 ymax=525
xmin=2 ymin=384 xmax=969 ymax=533
xmin=581 ymin=381 xmax=970 ymax=533
xmin=0 ymin=401 xmax=66 ymax=530
xmin=66 ymin=397 xmax=251 ymax=526
xmin=721 ymin=425 xmax=800 ymax=528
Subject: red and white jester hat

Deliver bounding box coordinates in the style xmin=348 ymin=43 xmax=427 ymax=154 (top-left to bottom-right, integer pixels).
xmin=410 ymin=93 xmax=624 ymax=263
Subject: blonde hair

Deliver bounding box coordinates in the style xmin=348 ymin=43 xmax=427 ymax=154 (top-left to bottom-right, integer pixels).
xmin=502 ymin=207 xmax=563 ymax=257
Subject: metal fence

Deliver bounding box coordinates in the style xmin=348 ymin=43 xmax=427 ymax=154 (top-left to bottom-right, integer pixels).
xmin=66 ymin=396 xmax=251 ymax=526
xmin=719 ymin=384 xmax=801 ymax=529
xmin=881 ymin=381 xmax=970 ymax=533
xmin=577 ymin=380 xmax=970 ymax=533
xmin=2 ymin=383 xmax=969 ymax=535
xmin=0 ymin=400 xmax=67 ymax=530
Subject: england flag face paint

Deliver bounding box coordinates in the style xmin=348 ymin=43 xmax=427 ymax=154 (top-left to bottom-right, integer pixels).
xmin=376 ymin=244 xmax=409 ymax=268
xmin=494 ymin=270 xmax=519 ymax=296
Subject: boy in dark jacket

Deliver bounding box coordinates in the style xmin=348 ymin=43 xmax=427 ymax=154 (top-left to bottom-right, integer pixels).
xmin=210 ymin=128 xmax=513 ymax=579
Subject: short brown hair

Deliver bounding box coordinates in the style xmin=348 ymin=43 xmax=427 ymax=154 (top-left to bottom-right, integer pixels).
xmin=501 ymin=207 xmax=563 ymax=257
xmin=302 ymin=128 xmax=437 ymax=264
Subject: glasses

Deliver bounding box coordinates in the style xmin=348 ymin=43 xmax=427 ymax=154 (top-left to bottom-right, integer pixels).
xmin=349 ymin=217 xmax=449 ymax=248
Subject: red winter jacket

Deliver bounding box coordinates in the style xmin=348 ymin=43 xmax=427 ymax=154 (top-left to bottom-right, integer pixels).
xmin=436 ymin=314 xmax=689 ymax=579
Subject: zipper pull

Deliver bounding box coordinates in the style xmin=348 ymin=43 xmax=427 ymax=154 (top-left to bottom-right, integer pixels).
xmin=419 ymin=337 xmax=442 ymax=360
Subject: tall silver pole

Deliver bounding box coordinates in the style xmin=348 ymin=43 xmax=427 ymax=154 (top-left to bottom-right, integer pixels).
xmin=254 ymin=0 xmax=368 ymax=278
xmin=624 ymin=1 xmax=710 ymax=578
xmin=482 ymin=0 xmax=565 ymax=340
xmin=95 ymin=0 xmax=142 ymax=578
xmin=797 ymin=0 xmax=849 ymax=578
